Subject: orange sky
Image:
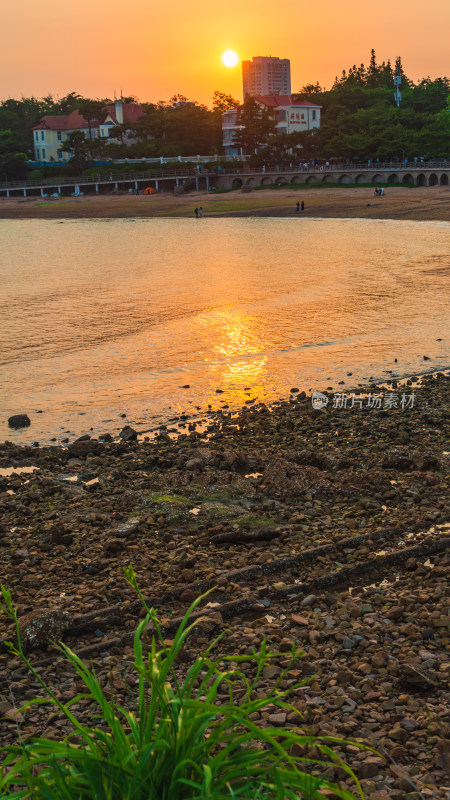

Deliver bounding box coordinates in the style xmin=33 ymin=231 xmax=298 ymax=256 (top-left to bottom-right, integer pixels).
xmin=1 ymin=0 xmax=449 ymax=106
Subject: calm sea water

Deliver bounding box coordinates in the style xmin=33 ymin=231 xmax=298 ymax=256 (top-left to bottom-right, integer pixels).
xmin=1 ymin=217 xmax=449 ymax=444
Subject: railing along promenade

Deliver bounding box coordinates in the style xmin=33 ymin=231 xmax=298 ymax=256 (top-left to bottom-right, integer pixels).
xmin=0 ymin=161 xmax=448 ymax=193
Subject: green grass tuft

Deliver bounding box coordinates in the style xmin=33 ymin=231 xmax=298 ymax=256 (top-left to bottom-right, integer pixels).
xmin=0 ymin=574 xmax=368 ymax=800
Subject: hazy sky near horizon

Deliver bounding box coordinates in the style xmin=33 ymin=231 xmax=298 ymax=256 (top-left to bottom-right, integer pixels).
xmin=1 ymin=0 xmax=449 ymax=105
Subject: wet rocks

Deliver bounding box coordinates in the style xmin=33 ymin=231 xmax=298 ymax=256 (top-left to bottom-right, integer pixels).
xmin=185 ymin=457 xmax=203 ymax=471
xmin=300 ymin=594 xmax=317 ymax=607
xmin=371 ymin=651 xmax=390 ymax=669
xmin=67 ymin=438 xmax=103 ymax=458
xmin=382 ymin=450 xmax=415 ymax=471
xmin=398 ymin=664 xmax=439 ymax=689
xmin=119 ymin=425 xmax=138 ymax=442
xmin=8 ymin=414 xmax=31 ymax=429
xmin=103 ymin=537 xmax=125 ymax=555
xmin=0 ymin=373 xmax=449 ymax=796
xmin=18 ymin=608 xmax=72 ymax=651
xmin=111 ymin=517 xmax=142 ymax=538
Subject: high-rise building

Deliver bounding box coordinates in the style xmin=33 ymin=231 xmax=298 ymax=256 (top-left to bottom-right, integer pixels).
xmin=242 ymin=56 xmax=291 ymax=99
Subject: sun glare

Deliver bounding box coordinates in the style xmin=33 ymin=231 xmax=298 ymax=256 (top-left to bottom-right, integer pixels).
xmin=222 ymin=50 xmax=239 ymax=68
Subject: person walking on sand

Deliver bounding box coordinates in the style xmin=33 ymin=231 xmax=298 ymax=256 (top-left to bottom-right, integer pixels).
xmin=198 ymin=206 xmax=203 ymax=218
xmin=194 ymin=207 xmax=199 ymax=218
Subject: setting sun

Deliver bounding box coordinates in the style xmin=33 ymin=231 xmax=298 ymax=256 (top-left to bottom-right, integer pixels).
xmin=222 ymin=49 xmax=239 ymax=68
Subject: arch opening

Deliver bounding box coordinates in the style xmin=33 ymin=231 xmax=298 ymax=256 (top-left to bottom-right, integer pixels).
xmin=416 ymin=173 xmax=427 ymax=186
xmin=429 ymin=173 xmax=438 ymax=186
xmin=372 ymin=174 xmax=383 ymax=184
xmin=355 ymin=174 xmax=366 ymax=184
xmin=305 ymin=175 xmax=318 ymax=184
xmin=440 ymin=173 xmax=449 ymax=185
xmin=232 ymin=178 xmax=243 ymax=189
xmin=402 ymin=173 xmax=414 ymax=185
xmin=338 ymin=174 xmax=351 ymax=184
xmin=388 ymin=174 xmax=398 ymax=184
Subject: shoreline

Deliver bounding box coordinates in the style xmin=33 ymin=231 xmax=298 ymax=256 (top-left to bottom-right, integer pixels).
xmin=1 ymin=185 xmax=449 ymax=221
xmin=1 ymin=372 xmax=449 ymax=796
xmin=3 ymin=366 xmax=449 ymax=450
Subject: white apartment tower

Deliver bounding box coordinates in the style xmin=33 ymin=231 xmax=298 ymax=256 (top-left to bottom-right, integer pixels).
xmin=242 ymin=56 xmax=291 ymax=99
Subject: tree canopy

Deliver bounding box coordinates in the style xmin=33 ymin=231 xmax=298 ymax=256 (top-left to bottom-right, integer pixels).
xmin=297 ymin=51 xmax=449 ymax=160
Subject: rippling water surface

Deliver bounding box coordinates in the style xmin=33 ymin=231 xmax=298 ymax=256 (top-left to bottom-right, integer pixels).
xmin=1 ymin=217 xmax=448 ymax=443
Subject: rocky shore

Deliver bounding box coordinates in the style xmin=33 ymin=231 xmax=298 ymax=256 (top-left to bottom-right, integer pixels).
xmin=0 ymin=372 xmax=449 ymax=799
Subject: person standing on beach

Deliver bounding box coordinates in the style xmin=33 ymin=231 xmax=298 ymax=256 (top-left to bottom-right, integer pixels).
xmin=296 ymin=201 xmax=300 ymax=212
xmin=194 ymin=208 xmax=199 ymax=218
xmin=198 ymin=206 xmax=203 ymax=218
xmin=301 ymin=200 xmax=305 ymax=211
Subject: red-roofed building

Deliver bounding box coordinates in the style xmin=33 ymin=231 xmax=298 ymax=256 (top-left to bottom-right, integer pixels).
xmin=32 ymin=99 xmax=144 ymax=162
xmin=222 ymin=94 xmax=322 ymax=156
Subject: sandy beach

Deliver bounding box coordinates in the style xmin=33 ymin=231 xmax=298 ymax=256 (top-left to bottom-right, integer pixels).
xmin=1 ymin=185 xmax=449 ymax=221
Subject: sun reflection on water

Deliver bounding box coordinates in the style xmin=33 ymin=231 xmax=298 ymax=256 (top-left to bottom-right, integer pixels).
xmin=198 ymin=307 xmax=271 ymax=405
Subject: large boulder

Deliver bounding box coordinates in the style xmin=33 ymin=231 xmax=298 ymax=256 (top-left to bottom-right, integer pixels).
xmin=8 ymin=414 xmax=31 ymax=429
xmin=119 ymin=425 xmax=138 ymax=442
xmin=67 ymin=439 xmax=103 ymax=458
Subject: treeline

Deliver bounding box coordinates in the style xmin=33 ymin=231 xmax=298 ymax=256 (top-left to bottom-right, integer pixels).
xmin=294 ymin=53 xmax=449 ymax=162
xmin=0 ymin=52 xmax=448 ymax=179
xmin=0 ymin=91 xmax=237 ymax=178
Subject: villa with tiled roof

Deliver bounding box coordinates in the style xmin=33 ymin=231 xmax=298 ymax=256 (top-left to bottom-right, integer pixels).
xmin=222 ymin=94 xmax=322 ymax=156
xmin=32 ymin=100 xmax=144 ymax=162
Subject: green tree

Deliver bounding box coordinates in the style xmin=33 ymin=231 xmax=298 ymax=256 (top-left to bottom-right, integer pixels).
xmin=233 ymin=96 xmax=277 ymax=155
xmin=57 ymin=92 xmax=83 ymax=114
xmin=299 ymin=82 xmax=323 ymax=95
xmin=61 ymin=130 xmax=106 ymax=167
xmin=77 ymin=100 xmax=105 ymax=146
xmin=366 ymin=49 xmax=380 ymax=88
xmin=212 ymin=90 xmax=238 ymax=114
xmin=0 ymin=129 xmax=28 ymax=179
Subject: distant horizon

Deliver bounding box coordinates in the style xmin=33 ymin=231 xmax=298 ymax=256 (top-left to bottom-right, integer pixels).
xmin=1 ymin=0 xmax=449 ymax=106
